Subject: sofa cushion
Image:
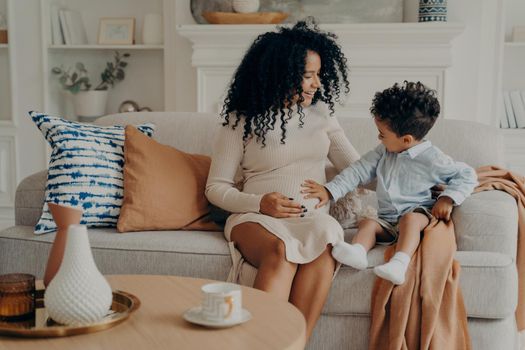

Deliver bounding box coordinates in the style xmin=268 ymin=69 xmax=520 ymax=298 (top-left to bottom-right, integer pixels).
xmin=453 ymin=190 xmax=518 ymax=256
xmin=117 ymin=126 xmax=219 ymax=232
xmin=0 ymin=225 xmax=516 ymax=320
xmin=324 ymin=242 xmax=518 ymax=319
xmin=29 ymin=112 xmax=156 ymax=234
xmin=0 ymin=226 xmax=230 ymax=280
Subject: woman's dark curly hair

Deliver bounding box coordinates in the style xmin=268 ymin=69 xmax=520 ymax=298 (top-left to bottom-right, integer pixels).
xmin=370 ymin=81 xmax=440 ymax=140
xmin=221 ymin=18 xmax=349 ymax=146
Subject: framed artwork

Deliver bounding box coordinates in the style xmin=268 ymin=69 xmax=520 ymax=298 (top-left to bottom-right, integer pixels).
xmin=98 ymin=18 xmax=135 ymax=45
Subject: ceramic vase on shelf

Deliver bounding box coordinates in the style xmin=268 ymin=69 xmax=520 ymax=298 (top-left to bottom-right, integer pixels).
xmin=44 ymin=224 xmax=113 ymax=325
xmin=418 ymin=0 xmax=447 ymax=22
xmin=72 ymin=90 xmax=109 ymax=122
xmin=142 ymin=13 xmax=163 ymax=45
xmin=43 ymin=203 xmax=83 ymax=287
xmin=233 ymin=0 xmax=260 ymax=13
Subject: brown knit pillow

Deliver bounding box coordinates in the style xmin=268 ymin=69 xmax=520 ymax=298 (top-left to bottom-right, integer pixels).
xmin=117 ymin=125 xmax=220 ymax=232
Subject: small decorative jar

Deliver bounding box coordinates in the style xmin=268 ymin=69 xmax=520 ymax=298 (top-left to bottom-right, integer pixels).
xmin=0 ymin=273 xmax=35 ymax=320
xmin=0 ymin=12 xmax=7 ymax=44
xmin=419 ymin=0 xmax=447 ymax=22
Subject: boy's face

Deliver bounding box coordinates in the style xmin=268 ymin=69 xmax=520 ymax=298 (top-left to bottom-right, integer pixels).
xmin=374 ymin=118 xmax=413 ymax=153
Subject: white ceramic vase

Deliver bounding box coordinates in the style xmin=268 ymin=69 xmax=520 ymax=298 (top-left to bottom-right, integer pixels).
xmin=142 ymin=13 xmax=163 ymax=45
xmin=72 ymin=90 xmax=109 ymax=120
xmin=44 ymin=225 xmax=113 ymax=325
xmin=232 ymin=0 xmax=260 ymax=13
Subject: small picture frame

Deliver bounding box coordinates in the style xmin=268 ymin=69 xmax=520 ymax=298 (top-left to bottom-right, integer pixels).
xmin=98 ymin=17 xmax=135 ymax=45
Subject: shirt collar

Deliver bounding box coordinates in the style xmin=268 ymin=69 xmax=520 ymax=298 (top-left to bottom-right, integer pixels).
xmin=403 ymin=140 xmax=432 ymax=159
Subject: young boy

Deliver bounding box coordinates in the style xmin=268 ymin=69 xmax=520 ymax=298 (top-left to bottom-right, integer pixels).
xmin=301 ymin=81 xmax=478 ymax=285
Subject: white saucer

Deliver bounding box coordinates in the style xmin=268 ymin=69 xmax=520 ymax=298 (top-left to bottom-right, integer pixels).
xmin=183 ymin=306 xmax=252 ymax=328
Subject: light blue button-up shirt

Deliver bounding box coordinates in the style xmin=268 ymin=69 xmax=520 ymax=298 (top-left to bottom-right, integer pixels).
xmin=325 ymin=141 xmax=478 ymax=223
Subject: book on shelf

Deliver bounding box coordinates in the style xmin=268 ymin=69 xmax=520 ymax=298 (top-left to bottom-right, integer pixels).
xmin=58 ymin=9 xmax=87 ymax=45
xmin=500 ymin=93 xmax=509 ymax=128
xmin=58 ymin=9 xmax=71 ymax=45
xmin=50 ymin=4 xmax=64 ymax=45
xmin=510 ymin=90 xmax=525 ymax=128
xmin=503 ymin=91 xmax=518 ymax=129
xmin=521 ymin=91 xmax=525 ymax=125
xmin=66 ymin=10 xmax=88 ymax=45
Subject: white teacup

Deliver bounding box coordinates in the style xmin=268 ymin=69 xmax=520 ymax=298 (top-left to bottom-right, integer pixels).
xmin=200 ymin=282 xmax=242 ymax=322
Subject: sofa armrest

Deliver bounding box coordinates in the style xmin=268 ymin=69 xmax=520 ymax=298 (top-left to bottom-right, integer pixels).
xmin=14 ymin=170 xmax=47 ymax=226
xmin=453 ymin=190 xmax=518 ymax=257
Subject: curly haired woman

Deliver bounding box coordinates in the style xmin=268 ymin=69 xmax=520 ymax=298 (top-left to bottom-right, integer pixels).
xmin=205 ymin=19 xmax=360 ymax=341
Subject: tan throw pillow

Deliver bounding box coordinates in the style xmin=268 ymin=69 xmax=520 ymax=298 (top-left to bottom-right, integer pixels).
xmin=117 ymin=125 xmax=220 ymax=232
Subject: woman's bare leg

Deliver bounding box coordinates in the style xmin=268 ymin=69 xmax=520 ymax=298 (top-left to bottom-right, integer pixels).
xmin=289 ymin=245 xmax=336 ymax=341
xmin=230 ymin=222 xmax=298 ymax=301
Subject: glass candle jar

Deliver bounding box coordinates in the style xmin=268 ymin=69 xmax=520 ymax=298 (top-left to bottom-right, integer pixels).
xmin=0 ymin=273 xmax=36 ymax=320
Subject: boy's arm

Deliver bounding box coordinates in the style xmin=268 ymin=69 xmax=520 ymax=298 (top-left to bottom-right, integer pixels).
xmin=433 ymin=156 xmax=478 ymax=206
xmin=324 ymin=145 xmax=384 ymax=201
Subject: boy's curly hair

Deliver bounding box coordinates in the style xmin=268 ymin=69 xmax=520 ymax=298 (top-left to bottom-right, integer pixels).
xmin=221 ymin=18 xmax=349 ymax=146
xmin=370 ymin=81 xmax=440 ymax=140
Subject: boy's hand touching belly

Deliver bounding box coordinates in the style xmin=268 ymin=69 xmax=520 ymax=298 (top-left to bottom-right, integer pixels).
xmin=300 ymin=179 xmax=332 ymax=209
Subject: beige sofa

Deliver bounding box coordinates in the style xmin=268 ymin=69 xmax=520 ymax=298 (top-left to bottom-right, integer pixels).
xmin=0 ymin=112 xmax=519 ymax=349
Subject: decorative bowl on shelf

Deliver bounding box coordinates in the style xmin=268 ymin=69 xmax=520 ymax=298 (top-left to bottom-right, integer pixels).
xmin=201 ymin=12 xmax=288 ymax=25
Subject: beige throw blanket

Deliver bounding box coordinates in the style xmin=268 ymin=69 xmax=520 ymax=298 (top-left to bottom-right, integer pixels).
xmin=369 ymin=165 xmax=525 ymax=349
xmin=369 ymin=219 xmax=471 ymax=350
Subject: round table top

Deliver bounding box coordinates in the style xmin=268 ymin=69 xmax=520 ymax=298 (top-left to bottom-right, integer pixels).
xmin=0 ymin=274 xmax=306 ymax=350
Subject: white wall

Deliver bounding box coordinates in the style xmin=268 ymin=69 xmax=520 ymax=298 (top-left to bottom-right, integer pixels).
xmin=10 ymin=0 xmax=47 ymax=181
xmin=170 ymin=0 xmax=196 ymax=112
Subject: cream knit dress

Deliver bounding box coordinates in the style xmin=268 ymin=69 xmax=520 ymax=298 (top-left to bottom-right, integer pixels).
xmin=206 ymin=103 xmax=360 ymax=264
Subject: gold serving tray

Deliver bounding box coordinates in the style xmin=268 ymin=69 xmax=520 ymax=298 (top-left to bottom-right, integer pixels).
xmin=0 ymin=289 xmax=140 ymax=338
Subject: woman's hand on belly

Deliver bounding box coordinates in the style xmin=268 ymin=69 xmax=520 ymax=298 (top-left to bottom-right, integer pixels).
xmin=259 ymin=192 xmax=305 ymax=218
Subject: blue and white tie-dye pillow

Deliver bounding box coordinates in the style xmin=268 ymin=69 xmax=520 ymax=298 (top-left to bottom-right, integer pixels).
xmin=29 ymin=111 xmax=155 ymax=234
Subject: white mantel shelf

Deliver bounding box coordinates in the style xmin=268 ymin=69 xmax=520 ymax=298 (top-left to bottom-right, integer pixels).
xmin=177 ymin=22 xmax=465 ymax=68
xmin=177 ymin=22 xmax=465 ymax=116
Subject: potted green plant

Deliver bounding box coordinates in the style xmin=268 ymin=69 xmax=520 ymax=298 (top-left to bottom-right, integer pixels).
xmin=51 ymin=51 xmax=130 ymax=120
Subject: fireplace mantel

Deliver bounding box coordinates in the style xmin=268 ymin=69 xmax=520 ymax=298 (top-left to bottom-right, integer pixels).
xmin=177 ymin=22 xmax=464 ymax=116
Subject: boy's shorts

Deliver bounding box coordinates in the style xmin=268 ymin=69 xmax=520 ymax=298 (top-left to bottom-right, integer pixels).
xmin=368 ymin=207 xmax=433 ymax=245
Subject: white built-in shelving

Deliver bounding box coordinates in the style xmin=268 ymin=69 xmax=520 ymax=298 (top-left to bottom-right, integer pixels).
xmin=0 ymin=0 xmax=16 ymax=228
xmin=40 ymin=0 xmax=175 ymax=119
xmin=500 ymin=0 xmax=525 ymax=175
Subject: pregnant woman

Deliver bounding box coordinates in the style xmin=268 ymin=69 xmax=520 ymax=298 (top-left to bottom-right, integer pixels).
xmin=206 ymin=19 xmax=360 ymax=341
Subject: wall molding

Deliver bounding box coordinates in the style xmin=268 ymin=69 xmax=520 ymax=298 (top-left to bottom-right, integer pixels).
xmin=177 ymin=22 xmax=464 ymax=116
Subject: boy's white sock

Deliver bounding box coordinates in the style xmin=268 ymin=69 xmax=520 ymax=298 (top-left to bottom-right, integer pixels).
xmin=331 ymin=242 xmax=368 ymax=270
xmin=373 ymin=251 xmax=411 ymax=285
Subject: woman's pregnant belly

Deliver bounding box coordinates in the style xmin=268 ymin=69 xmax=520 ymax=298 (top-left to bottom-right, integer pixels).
xmin=242 ymin=169 xmax=328 ymax=214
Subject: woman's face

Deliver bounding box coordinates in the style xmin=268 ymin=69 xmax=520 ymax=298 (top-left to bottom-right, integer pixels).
xmin=297 ymin=50 xmax=321 ymax=107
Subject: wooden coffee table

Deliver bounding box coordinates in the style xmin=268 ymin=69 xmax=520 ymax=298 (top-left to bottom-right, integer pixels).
xmin=0 ymin=275 xmax=306 ymax=349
